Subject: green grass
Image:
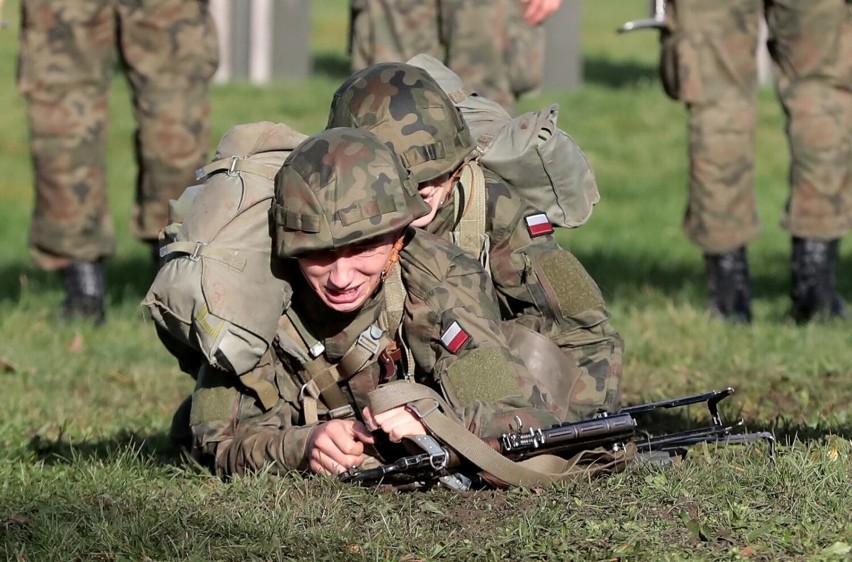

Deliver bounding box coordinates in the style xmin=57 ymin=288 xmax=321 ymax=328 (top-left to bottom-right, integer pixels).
xmin=1 ymin=1 xmax=850 ymax=560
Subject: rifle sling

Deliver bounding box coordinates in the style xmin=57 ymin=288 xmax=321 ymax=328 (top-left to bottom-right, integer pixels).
xmin=367 ymin=381 xmax=633 ymax=487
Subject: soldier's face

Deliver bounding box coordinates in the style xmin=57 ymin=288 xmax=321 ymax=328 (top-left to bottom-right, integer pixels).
xmin=411 ymin=173 xmax=453 ymax=228
xmin=297 ymin=234 xmax=397 ymax=313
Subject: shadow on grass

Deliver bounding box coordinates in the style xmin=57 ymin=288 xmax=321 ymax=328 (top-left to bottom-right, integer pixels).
xmin=27 ymin=429 xmax=186 ymax=468
xmin=4 ymin=240 xmax=848 ymax=325
xmin=583 ymin=55 xmax=658 ymax=89
xmin=310 ymin=52 xmax=660 ymax=90
xmin=570 ymin=245 xmax=852 ymax=318
xmin=0 ymin=254 xmax=156 ymax=306
xmin=312 ymin=52 xmax=351 ymax=81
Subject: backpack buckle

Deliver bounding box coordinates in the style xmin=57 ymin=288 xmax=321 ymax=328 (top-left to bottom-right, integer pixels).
xmin=189 ymin=241 xmax=205 ymax=261
xmin=227 ymin=156 xmax=240 ymax=176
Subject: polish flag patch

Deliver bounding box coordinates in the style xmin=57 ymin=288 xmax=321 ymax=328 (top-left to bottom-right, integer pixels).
xmin=525 ymin=213 xmax=554 ymax=237
xmin=440 ymin=321 xmax=470 ymax=354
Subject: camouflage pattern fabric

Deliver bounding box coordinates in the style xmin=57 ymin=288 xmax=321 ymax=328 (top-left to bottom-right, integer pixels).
xmin=17 ymin=0 xmax=218 ymax=269
xmin=328 ymin=62 xmax=476 ymax=185
xmin=190 ymin=229 xmax=563 ymax=478
xmin=661 ymin=0 xmax=852 ymax=253
xmin=426 ymin=166 xmax=624 ymax=419
xmin=271 ymin=128 xmax=429 ymax=258
xmin=349 ymin=0 xmax=441 ymax=72
xmin=328 ymin=63 xmax=624 ymax=418
xmin=187 ymin=129 xmax=561 ymax=477
xmin=348 ymin=0 xmax=545 ymax=111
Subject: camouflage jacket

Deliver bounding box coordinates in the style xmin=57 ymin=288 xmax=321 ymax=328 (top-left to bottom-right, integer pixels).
xmin=423 ymin=164 xmax=625 ymax=416
xmin=189 ymin=228 xmax=558 ymax=477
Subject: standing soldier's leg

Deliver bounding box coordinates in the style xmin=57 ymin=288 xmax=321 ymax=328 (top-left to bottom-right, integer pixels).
xmin=18 ymin=0 xmax=117 ymax=323
xmin=349 ymin=0 xmax=441 ymax=72
xmin=662 ymin=0 xmax=763 ymax=322
xmin=504 ymin=0 xmax=545 ymax=99
xmin=440 ymin=0 xmax=515 ymax=111
xmin=768 ymin=0 xmax=851 ymax=322
xmin=116 ymin=0 xmax=219 ymax=264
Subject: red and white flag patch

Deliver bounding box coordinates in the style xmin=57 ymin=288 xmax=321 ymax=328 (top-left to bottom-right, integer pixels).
xmin=440 ymin=321 xmax=470 ymax=354
xmin=525 ymin=213 xmax=554 ymax=237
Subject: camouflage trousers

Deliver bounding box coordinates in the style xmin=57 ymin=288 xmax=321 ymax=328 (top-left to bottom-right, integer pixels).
xmin=349 ymin=0 xmax=545 ymax=111
xmin=17 ymin=0 xmax=219 ymax=269
xmin=661 ymin=0 xmax=852 ymax=253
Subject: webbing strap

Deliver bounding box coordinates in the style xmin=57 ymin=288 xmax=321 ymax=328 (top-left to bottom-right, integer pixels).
xmin=280 ymin=309 xmax=393 ymax=422
xmin=239 ymin=351 xmax=281 ymax=411
xmin=196 ymin=155 xmax=281 ymax=181
xmin=367 ymin=381 xmax=633 ymax=487
xmin=379 ymin=262 xmax=415 ymax=381
xmin=160 ymin=240 xmax=247 ymax=270
xmin=453 ymin=161 xmax=489 ymax=266
xmin=279 ymin=311 xmax=350 ymax=422
xmin=381 ymin=262 xmax=405 ymax=338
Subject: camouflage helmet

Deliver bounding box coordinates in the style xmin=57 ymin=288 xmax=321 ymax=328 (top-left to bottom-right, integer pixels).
xmin=327 ymin=62 xmax=475 ymax=184
xmin=271 ymin=127 xmax=430 ymax=258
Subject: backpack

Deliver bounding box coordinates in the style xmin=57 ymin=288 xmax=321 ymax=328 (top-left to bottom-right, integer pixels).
xmin=142 ymin=122 xmax=307 ymax=377
xmin=407 ymin=54 xmax=600 ymax=229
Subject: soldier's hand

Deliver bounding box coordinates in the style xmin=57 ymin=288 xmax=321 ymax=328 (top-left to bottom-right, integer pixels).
xmin=306 ymin=419 xmax=375 ymax=475
xmin=521 ymin=0 xmax=562 ymax=25
xmin=363 ymin=406 xmax=427 ymax=443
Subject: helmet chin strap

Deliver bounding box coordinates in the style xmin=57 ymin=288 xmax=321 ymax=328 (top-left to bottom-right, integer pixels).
xmin=381 ymin=232 xmax=407 ymax=281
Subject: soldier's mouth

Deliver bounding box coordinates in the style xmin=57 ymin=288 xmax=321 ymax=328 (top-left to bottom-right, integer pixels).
xmin=324 ymin=285 xmax=363 ymax=305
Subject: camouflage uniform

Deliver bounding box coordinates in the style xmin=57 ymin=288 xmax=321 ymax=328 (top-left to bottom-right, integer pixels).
xmin=349 ymin=0 xmax=545 ymax=111
xmin=17 ymin=0 xmax=219 ymax=269
xmin=187 ymin=128 xmax=560 ymax=477
xmin=428 ymin=168 xmax=624 ymax=418
xmin=660 ymin=0 xmax=852 ymax=253
xmin=328 ymin=62 xmax=624 ymax=418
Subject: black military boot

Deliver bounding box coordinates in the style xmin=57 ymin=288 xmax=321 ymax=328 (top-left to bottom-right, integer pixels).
xmin=705 ymin=246 xmax=753 ymax=323
xmin=169 ymin=395 xmax=194 ymax=452
xmin=60 ymin=260 xmax=106 ymax=325
xmin=790 ymin=237 xmax=849 ymax=324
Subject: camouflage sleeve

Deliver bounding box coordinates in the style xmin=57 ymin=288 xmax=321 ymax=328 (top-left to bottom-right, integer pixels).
xmin=188 ymin=354 xmax=315 ymax=477
xmin=400 ymin=230 xmax=558 ymax=437
xmin=485 ymin=172 xmax=625 ymax=413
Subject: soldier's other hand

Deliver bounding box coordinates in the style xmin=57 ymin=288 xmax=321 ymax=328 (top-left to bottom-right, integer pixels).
xmin=521 ymin=0 xmax=562 ymax=26
xmin=306 ymin=419 xmax=375 ymax=475
xmin=363 ymin=406 xmax=427 ymax=443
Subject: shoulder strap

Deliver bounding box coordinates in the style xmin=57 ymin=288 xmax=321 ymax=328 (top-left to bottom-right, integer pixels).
xmin=452 ymin=161 xmax=490 ymax=268
xmin=279 ymin=308 xmax=396 ymax=423
xmin=367 ymin=381 xmax=634 ymax=487
xmin=379 ymin=262 xmax=415 ymax=381
xmin=195 ymin=155 xmax=281 ymax=182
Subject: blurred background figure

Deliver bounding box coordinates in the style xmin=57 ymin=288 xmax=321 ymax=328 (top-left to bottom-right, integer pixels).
xmin=657 ymin=0 xmax=851 ymax=324
xmin=349 ymin=0 xmax=563 ymax=111
xmin=16 ymin=0 xmax=219 ymax=324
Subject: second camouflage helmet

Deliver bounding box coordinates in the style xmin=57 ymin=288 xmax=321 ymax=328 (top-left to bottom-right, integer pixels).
xmin=327 ymin=62 xmax=475 ymax=184
xmin=271 ymin=127 xmax=430 ymax=258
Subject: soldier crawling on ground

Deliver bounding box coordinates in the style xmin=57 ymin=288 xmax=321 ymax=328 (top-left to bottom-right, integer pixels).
xmin=183 ymin=127 xmax=576 ymax=477
xmin=327 ymin=61 xmax=624 ymax=420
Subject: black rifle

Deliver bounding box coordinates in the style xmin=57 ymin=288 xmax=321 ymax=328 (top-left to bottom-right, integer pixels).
xmin=340 ymin=387 xmax=775 ymax=488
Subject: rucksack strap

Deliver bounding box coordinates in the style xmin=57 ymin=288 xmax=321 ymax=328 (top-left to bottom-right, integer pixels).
xmin=453 ymin=161 xmax=490 ymax=267
xmin=158 ymin=240 xmax=247 ymax=270
xmin=367 ymin=381 xmax=634 ymax=487
xmin=195 ymin=155 xmax=281 ymax=181
xmin=379 ymin=262 xmax=415 ymax=382
xmin=280 ymin=308 xmax=396 ymax=424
